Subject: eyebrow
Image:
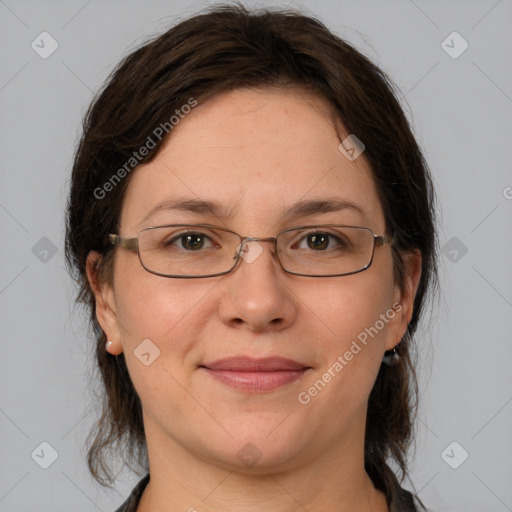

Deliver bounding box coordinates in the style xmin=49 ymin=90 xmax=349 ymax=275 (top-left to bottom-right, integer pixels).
xmin=139 ymin=197 xmax=369 ymax=227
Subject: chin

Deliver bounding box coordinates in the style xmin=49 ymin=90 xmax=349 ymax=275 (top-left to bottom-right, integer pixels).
xmin=196 ymin=418 xmax=312 ymax=472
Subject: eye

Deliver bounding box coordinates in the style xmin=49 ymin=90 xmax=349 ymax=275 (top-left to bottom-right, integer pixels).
xmin=164 ymin=231 xmax=216 ymax=251
xmin=295 ymin=231 xmax=348 ymax=251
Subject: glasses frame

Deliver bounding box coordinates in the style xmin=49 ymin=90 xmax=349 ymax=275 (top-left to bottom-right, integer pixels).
xmin=108 ymin=223 xmax=393 ymax=279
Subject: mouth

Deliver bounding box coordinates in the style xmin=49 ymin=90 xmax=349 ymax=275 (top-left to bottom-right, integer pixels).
xmin=199 ymin=356 xmax=312 ymax=392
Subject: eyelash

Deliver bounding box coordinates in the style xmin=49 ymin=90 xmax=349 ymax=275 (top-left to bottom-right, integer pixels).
xmin=164 ymin=230 xmax=348 ymax=251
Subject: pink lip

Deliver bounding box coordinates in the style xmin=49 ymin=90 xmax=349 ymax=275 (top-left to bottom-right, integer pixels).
xmin=200 ymin=356 xmax=311 ymax=392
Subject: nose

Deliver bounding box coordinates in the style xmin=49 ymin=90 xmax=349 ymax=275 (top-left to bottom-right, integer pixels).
xmin=217 ymin=239 xmax=298 ymax=333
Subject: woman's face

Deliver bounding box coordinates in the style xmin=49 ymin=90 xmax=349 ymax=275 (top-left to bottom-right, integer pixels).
xmin=91 ymin=87 xmax=418 ymax=473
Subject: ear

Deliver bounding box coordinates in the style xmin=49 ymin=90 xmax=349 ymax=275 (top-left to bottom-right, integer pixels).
xmin=86 ymin=251 xmax=123 ymax=355
xmin=385 ymin=249 xmax=422 ymax=351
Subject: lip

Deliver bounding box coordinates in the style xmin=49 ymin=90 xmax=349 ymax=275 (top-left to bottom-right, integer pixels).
xmin=199 ymin=356 xmax=311 ymax=392
xmin=202 ymin=356 xmax=308 ymax=371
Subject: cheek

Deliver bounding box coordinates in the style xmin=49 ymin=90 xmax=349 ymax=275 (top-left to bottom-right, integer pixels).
xmin=307 ymin=271 xmax=395 ymax=350
xmin=296 ymin=281 xmax=393 ymax=425
xmin=113 ymin=255 xmax=216 ymax=360
xmin=300 ymin=258 xmax=396 ymax=396
xmin=113 ymin=268 xmax=218 ymax=415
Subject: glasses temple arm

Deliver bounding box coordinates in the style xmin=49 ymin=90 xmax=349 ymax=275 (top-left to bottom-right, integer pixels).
xmin=108 ymin=234 xmax=139 ymax=252
xmin=375 ymin=234 xmax=393 ymax=247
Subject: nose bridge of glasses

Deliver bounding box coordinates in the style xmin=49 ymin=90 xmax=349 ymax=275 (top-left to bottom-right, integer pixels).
xmin=242 ymin=236 xmax=276 ymax=243
xmin=236 ymin=236 xmax=277 ymax=255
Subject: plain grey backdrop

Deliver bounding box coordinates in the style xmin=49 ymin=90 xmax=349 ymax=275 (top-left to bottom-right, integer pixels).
xmin=1 ymin=0 xmax=511 ymax=511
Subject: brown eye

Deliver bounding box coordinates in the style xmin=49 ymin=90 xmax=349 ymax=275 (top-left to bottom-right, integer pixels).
xmin=180 ymin=233 xmax=205 ymax=250
xmin=296 ymin=231 xmax=347 ymax=251
xmin=164 ymin=231 xmax=213 ymax=251
xmin=307 ymin=233 xmax=329 ymax=250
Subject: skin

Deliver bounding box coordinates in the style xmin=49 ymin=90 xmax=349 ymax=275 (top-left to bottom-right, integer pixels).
xmin=87 ymin=86 xmax=421 ymax=512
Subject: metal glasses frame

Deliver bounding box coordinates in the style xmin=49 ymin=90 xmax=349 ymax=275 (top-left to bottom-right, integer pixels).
xmin=108 ymin=223 xmax=393 ymax=278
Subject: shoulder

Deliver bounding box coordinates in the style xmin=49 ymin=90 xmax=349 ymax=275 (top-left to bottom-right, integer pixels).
xmin=113 ymin=473 xmax=150 ymax=512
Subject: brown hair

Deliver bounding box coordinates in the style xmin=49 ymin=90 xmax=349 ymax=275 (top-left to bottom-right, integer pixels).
xmin=65 ymin=1 xmax=438 ymax=500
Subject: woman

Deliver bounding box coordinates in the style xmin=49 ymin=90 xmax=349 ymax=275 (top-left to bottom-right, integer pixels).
xmin=65 ymin=3 xmax=438 ymax=511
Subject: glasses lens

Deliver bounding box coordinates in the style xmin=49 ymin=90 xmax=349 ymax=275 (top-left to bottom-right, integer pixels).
xmin=137 ymin=225 xmax=375 ymax=277
xmin=277 ymin=226 xmax=374 ymax=276
xmin=138 ymin=225 xmax=239 ymax=277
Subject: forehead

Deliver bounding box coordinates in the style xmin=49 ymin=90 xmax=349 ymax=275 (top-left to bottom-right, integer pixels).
xmin=119 ymin=87 xmax=385 ymax=234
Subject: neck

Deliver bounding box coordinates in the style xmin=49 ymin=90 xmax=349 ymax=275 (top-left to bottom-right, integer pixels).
xmin=136 ymin=415 xmax=389 ymax=512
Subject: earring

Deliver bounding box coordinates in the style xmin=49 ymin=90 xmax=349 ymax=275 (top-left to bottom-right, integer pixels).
xmin=105 ymin=340 xmax=113 ymax=352
xmin=382 ymin=345 xmax=401 ymax=366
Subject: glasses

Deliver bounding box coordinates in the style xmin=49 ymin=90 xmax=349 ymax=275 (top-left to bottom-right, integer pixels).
xmin=108 ymin=224 xmax=393 ymax=278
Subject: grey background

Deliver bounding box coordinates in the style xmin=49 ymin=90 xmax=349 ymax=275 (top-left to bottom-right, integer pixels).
xmin=1 ymin=0 xmax=511 ymax=511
